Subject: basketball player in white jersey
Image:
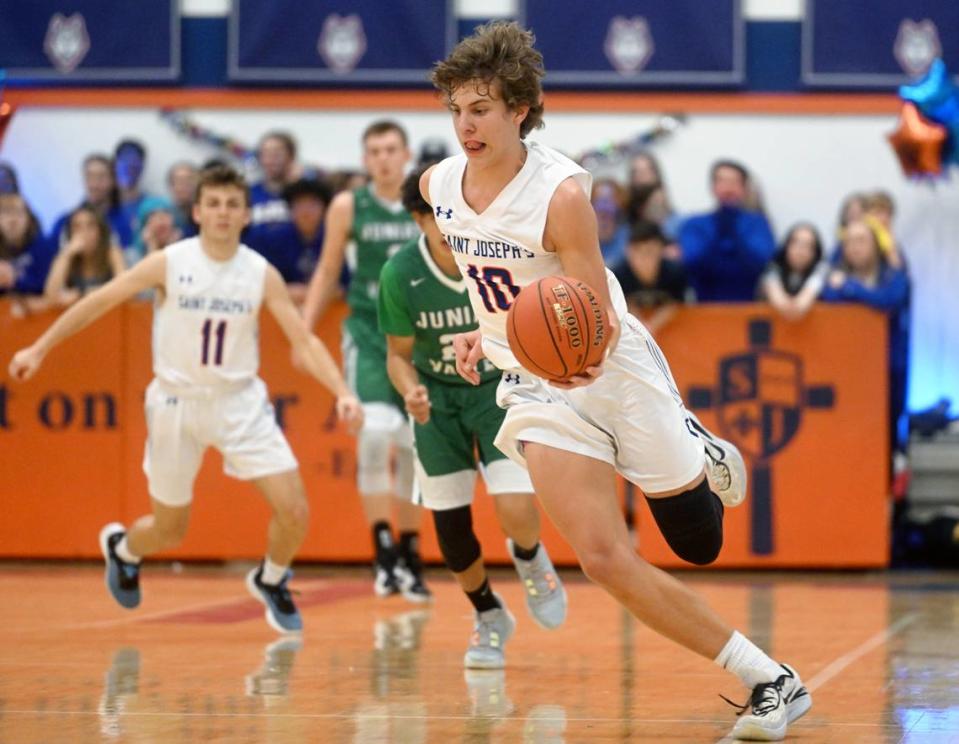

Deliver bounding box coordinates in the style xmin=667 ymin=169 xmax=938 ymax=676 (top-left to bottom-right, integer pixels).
xmin=9 ymin=165 xmax=362 ymax=634
xmin=421 ymin=23 xmax=810 ymax=741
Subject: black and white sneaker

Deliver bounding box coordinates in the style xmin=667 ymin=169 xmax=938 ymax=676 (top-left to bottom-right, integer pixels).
xmin=98 ymin=523 xmax=140 ymax=609
xmin=394 ymin=555 xmax=432 ymax=604
xmin=686 ymin=411 xmax=747 ymax=507
xmin=246 ymin=565 xmax=302 ymax=634
xmin=373 ymin=560 xmax=401 ymax=597
xmin=725 ymin=663 xmax=811 ymax=741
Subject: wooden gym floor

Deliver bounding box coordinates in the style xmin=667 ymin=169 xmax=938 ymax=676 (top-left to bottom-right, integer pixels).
xmin=0 ymin=564 xmax=957 ymax=743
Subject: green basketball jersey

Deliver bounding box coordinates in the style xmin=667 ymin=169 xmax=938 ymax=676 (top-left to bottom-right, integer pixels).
xmin=378 ymin=236 xmax=499 ymax=386
xmin=345 ymin=185 xmax=420 ymax=351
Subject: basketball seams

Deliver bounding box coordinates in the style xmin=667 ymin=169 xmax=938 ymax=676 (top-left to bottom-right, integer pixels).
xmin=507 ymin=299 xmax=558 ymax=379
xmin=536 ymin=277 xmax=571 ymax=380
xmin=565 ymin=278 xmax=604 ymax=372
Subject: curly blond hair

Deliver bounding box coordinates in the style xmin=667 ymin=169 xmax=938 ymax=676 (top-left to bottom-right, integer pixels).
xmin=430 ymin=21 xmax=545 ymax=139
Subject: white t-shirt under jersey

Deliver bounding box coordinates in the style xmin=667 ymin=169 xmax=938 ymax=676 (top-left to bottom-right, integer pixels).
xmin=428 ymin=140 xmax=628 ymax=370
xmin=153 ymin=237 xmax=267 ymax=392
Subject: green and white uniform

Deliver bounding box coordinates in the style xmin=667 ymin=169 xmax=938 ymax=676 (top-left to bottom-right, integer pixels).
xmin=343 ymin=184 xmax=420 ymax=418
xmin=378 ymin=235 xmax=533 ymax=510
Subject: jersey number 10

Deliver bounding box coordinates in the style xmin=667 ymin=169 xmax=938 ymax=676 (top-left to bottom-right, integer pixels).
xmin=201 ymin=319 xmax=227 ymax=366
xmin=466 ymin=264 xmax=520 ymax=313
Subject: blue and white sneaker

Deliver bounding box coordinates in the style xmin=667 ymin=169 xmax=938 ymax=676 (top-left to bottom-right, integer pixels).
xmin=464 ymin=593 xmax=516 ymax=669
xmin=98 ymin=523 xmax=140 ymax=609
xmin=507 ymin=539 xmax=567 ymax=630
xmin=246 ymin=565 xmax=302 ymax=634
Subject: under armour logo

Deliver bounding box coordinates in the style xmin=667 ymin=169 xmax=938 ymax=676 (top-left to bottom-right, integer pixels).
xmin=179 ymin=274 xmax=193 ymax=285
xmin=435 ymin=205 xmax=453 ymax=220
xmin=504 ymin=373 xmax=521 ymax=384
xmin=165 ymin=396 xmax=178 ymax=406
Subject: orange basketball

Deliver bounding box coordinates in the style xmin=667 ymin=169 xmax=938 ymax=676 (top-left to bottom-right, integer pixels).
xmin=506 ymin=276 xmax=610 ymax=381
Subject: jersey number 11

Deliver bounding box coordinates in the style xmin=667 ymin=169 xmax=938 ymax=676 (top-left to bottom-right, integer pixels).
xmin=201 ymin=318 xmax=227 ymax=366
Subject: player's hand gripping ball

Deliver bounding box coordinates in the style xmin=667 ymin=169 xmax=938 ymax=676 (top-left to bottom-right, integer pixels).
xmin=506 ymin=276 xmax=610 ymax=382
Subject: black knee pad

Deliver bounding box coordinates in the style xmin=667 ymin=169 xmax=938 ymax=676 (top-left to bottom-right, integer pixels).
xmin=432 ymin=505 xmax=482 ymax=573
xmin=645 ymin=478 xmax=724 ymax=565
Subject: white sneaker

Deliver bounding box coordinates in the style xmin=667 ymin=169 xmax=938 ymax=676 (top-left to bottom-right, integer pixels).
xmin=687 ymin=411 xmax=747 ymax=507
xmin=463 ymin=594 xmax=516 ymax=670
xmin=507 ymin=540 xmax=567 ymax=630
xmin=727 ymin=663 xmax=811 ymax=741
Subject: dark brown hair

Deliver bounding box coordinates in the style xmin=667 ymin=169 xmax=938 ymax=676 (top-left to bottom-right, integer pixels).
xmin=65 ymin=205 xmax=113 ymax=287
xmin=401 ymin=168 xmax=431 ymax=216
xmin=195 ymin=164 xmax=251 ymax=206
xmin=431 ymin=21 xmax=545 ymax=139
xmin=361 ymin=120 xmax=409 ymax=147
xmin=259 ymin=130 xmax=297 ymax=159
xmin=0 ymin=193 xmax=41 ymax=258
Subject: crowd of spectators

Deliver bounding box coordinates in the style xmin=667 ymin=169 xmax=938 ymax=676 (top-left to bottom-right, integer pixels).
xmin=0 ymin=134 xmax=912 ymax=454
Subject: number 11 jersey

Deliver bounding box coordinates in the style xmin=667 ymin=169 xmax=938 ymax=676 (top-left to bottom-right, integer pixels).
xmin=428 ymin=140 xmax=627 ymax=370
xmin=153 ymin=237 xmax=267 ymax=391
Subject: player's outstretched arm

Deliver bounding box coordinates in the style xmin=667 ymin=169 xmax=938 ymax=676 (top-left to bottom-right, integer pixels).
xmin=545 ymin=178 xmax=621 ymax=388
xmin=263 ymin=265 xmax=362 ymax=433
xmin=301 ymin=190 xmax=353 ymax=331
xmin=385 ymin=335 xmax=430 ymax=424
xmin=9 ymin=252 xmax=166 ymax=382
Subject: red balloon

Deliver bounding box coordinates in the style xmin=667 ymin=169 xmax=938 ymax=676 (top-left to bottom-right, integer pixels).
xmin=887 ymin=102 xmax=947 ymax=177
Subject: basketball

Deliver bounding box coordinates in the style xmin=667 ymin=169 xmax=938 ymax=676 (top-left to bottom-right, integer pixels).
xmin=506 ymin=276 xmax=610 ymax=381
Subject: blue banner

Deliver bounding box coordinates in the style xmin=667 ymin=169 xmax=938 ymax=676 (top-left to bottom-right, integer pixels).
xmin=518 ymin=0 xmax=743 ymax=87
xmin=0 ymin=1 xmax=179 ymax=82
xmin=803 ymin=0 xmax=959 ymax=87
xmin=230 ymin=0 xmax=456 ymax=84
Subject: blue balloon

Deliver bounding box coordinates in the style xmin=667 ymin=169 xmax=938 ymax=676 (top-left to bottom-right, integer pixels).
xmin=900 ymin=58 xmax=959 ymax=124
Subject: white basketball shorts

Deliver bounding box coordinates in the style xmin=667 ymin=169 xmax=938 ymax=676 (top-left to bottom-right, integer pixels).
xmin=494 ymin=314 xmax=706 ymax=494
xmin=142 ymin=377 xmax=298 ymax=507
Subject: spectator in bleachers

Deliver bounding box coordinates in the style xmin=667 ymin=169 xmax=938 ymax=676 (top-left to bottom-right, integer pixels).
xmin=629 ymin=151 xmax=662 ymax=188
xmin=44 ymin=205 xmax=125 ymax=306
xmin=864 ymin=190 xmax=904 ymax=269
xmin=0 ymin=162 xmax=19 ymax=194
xmin=249 ymin=178 xmax=340 ymax=304
xmin=50 ymin=154 xmax=132 ymax=251
xmin=627 ymin=182 xmax=683 ymax=245
xmin=831 ymin=191 xmax=868 ymax=261
xmin=138 ymin=198 xmax=182 ymax=256
xmin=166 ymin=161 xmax=198 ymax=238
xmin=613 ymin=220 xmax=689 ymax=335
xmin=250 ymin=131 xmax=299 ymax=230
xmin=822 ymin=219 xmax=911 ymax=456
xmin=679 ymin=159 xmax=775 ymax=302
xmin=113 ymin=139 xmax=156 ymax=259
xmin=591 ymin=178 xmax=630 ymax=267
xmin=417 ymin=138 xmax=450 ymax=169
xmin=759 ymin=223 xmax=827 ymax=321
xmin=0 ymin=193 xmax=55 ymax=301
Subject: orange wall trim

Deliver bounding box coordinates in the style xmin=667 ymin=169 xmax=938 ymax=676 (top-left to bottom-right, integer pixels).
xmin=5 ymin=88 xmax=901 ymax=115
xmin=0 ymin=300 xmax=890 ymax=568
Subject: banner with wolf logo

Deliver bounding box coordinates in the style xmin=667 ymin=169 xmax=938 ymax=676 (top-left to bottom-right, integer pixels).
xmin=0 ymin=1 xmax=178 ymax=82
xmin=803 ymin=0 xmax=959 ymax=87
xmin=518 ymin=0 xmax=743 ymax=87
xmin=230 ymin=0 xmax=455 ymax=84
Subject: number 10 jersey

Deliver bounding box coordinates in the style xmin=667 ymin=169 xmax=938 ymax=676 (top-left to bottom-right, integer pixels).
xmin=153 ymin=237 xmax=267 ymax=392
xmin=428 ymin=140 xmax=627 ymax=371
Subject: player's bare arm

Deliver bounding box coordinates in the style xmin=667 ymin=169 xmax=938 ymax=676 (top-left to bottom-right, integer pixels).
xmin=9 ymin=251 xmax=167 ymax=381
xmin=385 ymin=334 xmax=431 ymax=424
xmin=421 ymin=164 xmax=486 ymax=385
xmin=301 ymin=189 xmax=354 ymax=330
xmin=545 ymin=177 xmax=622 ymax=388
xmin=263 ymin=264 xmax=363 ymax=433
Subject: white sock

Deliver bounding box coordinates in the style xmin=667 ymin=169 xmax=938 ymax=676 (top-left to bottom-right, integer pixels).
xmin=115 ymin=537 xmax=141 ymax=565
xmin=715 ymin=631 xmax=783 ymax=689
xmin=261 ymin=558 xmax=288 ymax=586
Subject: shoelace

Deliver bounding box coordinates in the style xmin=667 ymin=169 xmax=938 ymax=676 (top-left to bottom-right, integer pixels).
xmin=264 ymin=579 xmax=298 ymax=614
xmin=708 ymin=458 xmax=732 ymax=491
xmin=720 ymin=675 xmax=785 ymax=717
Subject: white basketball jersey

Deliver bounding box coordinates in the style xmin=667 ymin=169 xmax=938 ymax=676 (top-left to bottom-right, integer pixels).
xmin=429 ymin=140 xmax=628 ymax=370
xmin=153 ymin=237 xmax=267 ymax=391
